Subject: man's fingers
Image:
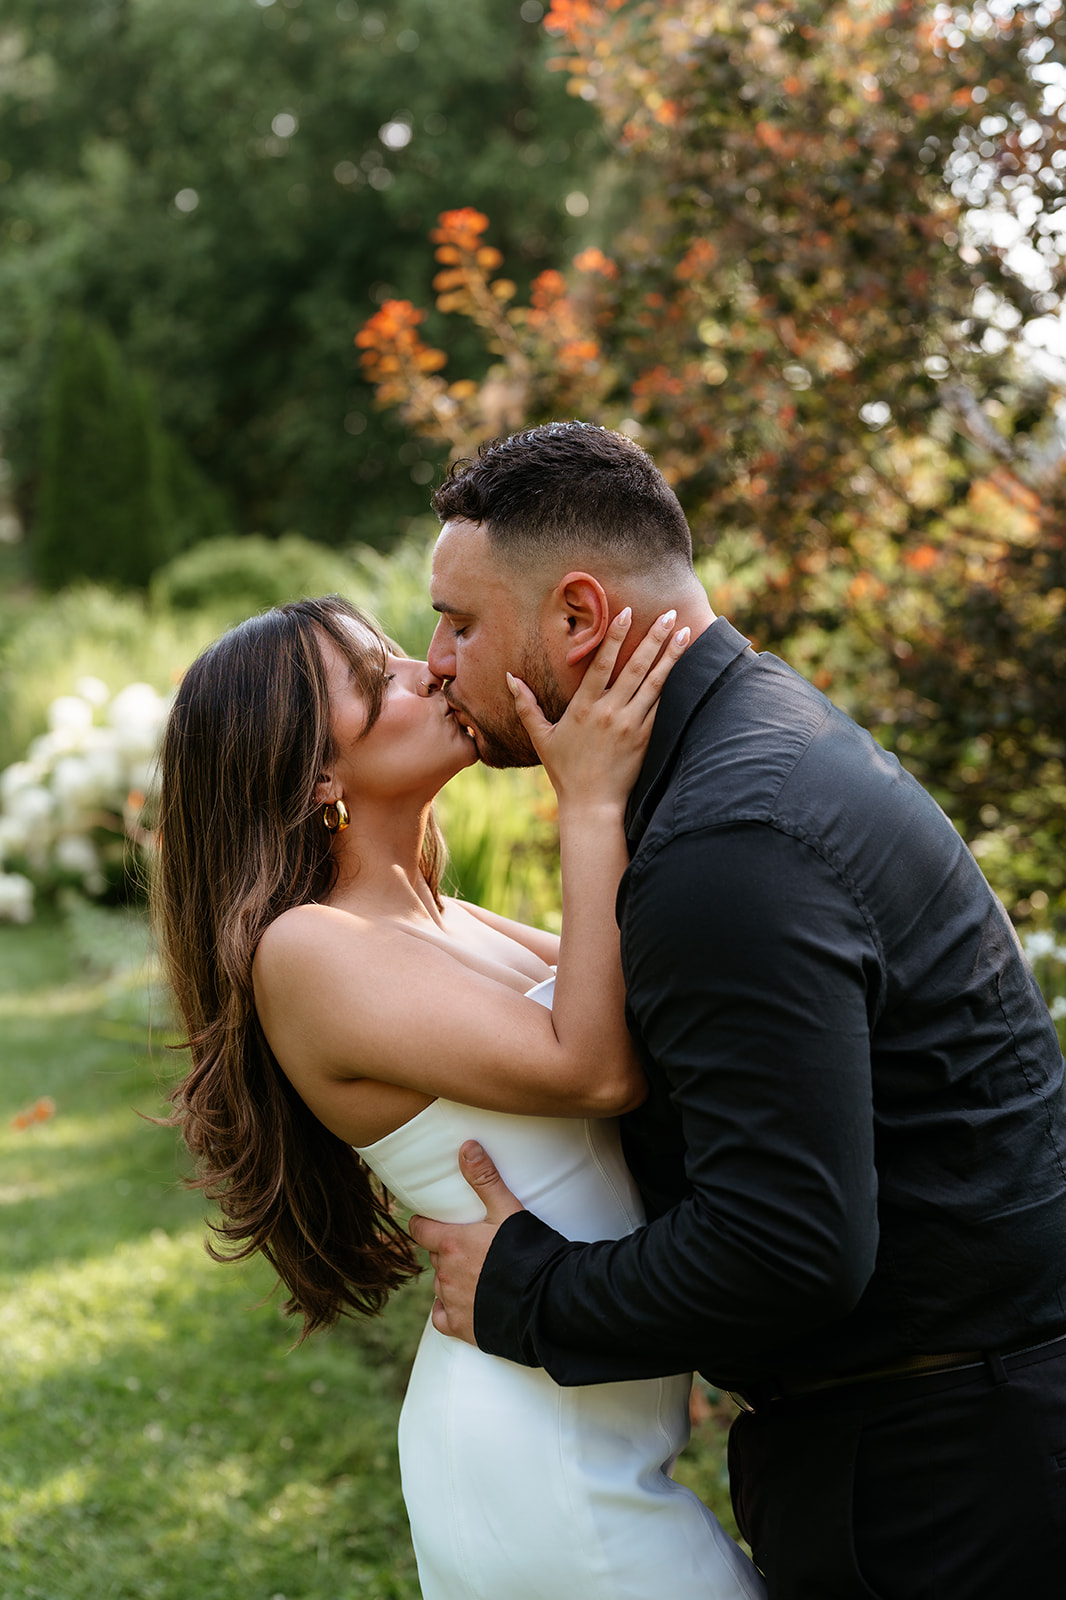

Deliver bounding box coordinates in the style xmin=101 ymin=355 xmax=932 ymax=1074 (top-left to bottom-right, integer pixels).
xmin=459 ymin=1140 xmax=524 ymax=1225
xmin=408 ymin=1213 xmax=446 ymax=1253
xmin=430 ymin=1297 xmax=450 ymax=1334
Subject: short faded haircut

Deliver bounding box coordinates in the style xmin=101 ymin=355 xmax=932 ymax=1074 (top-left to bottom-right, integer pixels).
xmin=432 ymin=421 xmax=694 ymax=576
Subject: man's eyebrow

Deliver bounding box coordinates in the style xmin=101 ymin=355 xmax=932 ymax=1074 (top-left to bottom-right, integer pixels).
xmin=431 ymin=599 xmax=472 ymax=617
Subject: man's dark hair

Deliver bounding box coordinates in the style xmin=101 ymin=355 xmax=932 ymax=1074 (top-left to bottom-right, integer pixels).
xmin=432 ymin=421 xmax=693 ymax=573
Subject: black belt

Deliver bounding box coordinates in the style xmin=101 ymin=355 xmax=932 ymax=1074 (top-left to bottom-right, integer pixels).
xmin=729 ymin=1327 xmax=1066 ymax=1413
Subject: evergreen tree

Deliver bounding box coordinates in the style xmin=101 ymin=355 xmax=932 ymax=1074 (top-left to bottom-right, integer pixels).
xmin=34 ymin=316 xmax=229 ymax=588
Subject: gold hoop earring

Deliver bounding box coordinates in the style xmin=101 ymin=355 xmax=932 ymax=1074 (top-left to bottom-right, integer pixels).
xmin=322 ymin=799 xmax=350 ymax=833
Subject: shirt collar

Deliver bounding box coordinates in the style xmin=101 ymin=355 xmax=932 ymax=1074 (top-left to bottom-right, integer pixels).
xmin=625 ymin=615 xmax=755 ymax=844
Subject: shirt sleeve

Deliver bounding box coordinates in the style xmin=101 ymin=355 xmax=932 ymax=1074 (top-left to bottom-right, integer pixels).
xmin=473 ymin=823 xmax=882 ymax=1386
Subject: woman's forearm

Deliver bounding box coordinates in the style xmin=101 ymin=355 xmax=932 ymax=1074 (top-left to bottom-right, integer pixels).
xmin=551 ymin=799 xmax=644 ymax=1111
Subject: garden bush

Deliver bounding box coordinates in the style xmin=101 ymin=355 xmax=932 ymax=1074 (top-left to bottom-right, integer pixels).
xmin=150 ymin=533 xmax=365 ymax=621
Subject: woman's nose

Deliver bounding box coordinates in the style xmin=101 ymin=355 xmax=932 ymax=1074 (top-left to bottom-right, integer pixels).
xmin=416 ymin=665 xmax=444 ymax=696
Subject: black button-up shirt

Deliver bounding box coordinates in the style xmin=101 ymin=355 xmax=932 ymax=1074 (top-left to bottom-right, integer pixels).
xmin=475 ymin=618 xmax=1066 ymax=1389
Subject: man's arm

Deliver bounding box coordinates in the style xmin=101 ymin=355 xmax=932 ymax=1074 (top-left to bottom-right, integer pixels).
xmin=421 ymin=824 xmax=882 ymax=1386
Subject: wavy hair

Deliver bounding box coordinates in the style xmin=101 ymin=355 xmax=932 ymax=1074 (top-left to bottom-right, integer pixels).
xmin=154 ymin=596 xmax=443 ymax=1337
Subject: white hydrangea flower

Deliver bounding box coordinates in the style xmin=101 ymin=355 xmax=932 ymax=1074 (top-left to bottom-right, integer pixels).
xmin=50 ymin=755 xmax=102 ymax=806
xmin=54 ymin=834 xmax=100 ymax=876
xmin=6 ymin=784 xmax=53 ymax=827
xmin=0 ymin=871 xmax=34 ymax=923
xmin=75 ymin=676 xmax=110 ymax=707
xmin=1 ymin=760 xmax=44 ymax=803
xmin=48 ymin=695 xmax=96 ymax=735
xmin=0 ymin=814 xmax=28 ymax=858
xmin=80 ymin=738 xmax=125 ymax=796
xmin=31 ymin=724 xmax=89 ymax=761
xmin=108 ymin=683 xmax=169 ymax=758
xmin=0 ymin=675 xmax=170 ymax=905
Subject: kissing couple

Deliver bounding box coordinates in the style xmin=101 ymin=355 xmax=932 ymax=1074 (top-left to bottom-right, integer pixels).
xmin=157 ymin=421 xmax=1066 ymax=1599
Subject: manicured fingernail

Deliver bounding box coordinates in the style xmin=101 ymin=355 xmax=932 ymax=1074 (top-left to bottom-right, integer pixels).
xmin=675 ymin=627 xmax=690 ymax=647
xmin=616 ymin=606 xmax=632 ymax=627
xmin=506 ymin=672 xmax=518 ymax=694
xmin=659 ymin=610 xmax=677 ymax=631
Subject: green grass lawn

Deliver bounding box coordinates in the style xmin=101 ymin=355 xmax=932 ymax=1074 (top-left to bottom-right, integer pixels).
xmin=0 ymin=912 xmax=737 ymax=1600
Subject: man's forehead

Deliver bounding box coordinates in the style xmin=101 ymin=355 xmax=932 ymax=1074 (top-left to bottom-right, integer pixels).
xmin=431 ymin=518 xmax=504 ymax=609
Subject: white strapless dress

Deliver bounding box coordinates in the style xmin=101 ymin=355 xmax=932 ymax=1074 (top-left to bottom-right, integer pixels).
xmin=354 ymin=979 xmax=765 ymax=1600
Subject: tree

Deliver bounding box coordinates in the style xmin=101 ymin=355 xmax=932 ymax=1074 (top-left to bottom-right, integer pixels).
xmin=35 ymin=315 xmax=229 ymax=588
xmin=356 ymin=1 xmax=1066 ymax=920
xmin=0 ymin=0 xmax=604 ymax=553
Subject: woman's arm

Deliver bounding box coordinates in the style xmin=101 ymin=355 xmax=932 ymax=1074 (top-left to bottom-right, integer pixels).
xmin=254 ymin=611 xmax=689 ymax=1121
xmin=457 ymin=901 xmax=560 ymax=967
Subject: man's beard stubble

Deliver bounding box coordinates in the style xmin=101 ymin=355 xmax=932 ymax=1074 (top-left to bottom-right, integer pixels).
xmin=451 ymin=636 xmax=570 ymax=770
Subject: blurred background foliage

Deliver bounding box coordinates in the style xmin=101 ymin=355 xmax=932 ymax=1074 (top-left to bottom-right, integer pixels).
xmin=0 ymin=0 xmax=603 ymax=555
xmin=0 ymin=0 xmax=1064 ymax=960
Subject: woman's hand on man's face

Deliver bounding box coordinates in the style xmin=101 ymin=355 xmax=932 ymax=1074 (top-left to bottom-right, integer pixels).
xmin=507 ymin=608 xmax=690 ymax=811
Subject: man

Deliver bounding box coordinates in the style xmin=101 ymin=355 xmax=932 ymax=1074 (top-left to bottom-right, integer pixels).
xmin=410 ymin=421 xmax=1066 ymax=1598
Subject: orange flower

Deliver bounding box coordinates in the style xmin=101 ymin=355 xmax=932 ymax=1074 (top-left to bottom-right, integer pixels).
xmin=557 ymin=337 xmax=601 ymax=372
xmin=573 ymin=246 xmax=619 ymax=279
xmin=631 ymin=365 xmax=687 ymax=399
xmin=675 ymin=239 xmax=718 ymax=281
xmin=530 ymin=269 xmax=568 ymax=310
xmin=355 ymin=300 xmax=447 ymax=386
xmin=12 ymin=1097 xmax=56 ymax=1131
xmin=430 ymin=208 xmax=491 ymax=253
xmin=355 ymin=299 xmax=428 ymax=349
xmin=654 ymin=98 xmax=681 ymax=126
xmin=848 ymin=571 xmax=886 ymax=602
xmin=543 ymin=0 xmax=603 ymax=39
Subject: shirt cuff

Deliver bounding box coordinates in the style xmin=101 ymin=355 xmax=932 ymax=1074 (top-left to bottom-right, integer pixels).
xmin=473 ymin=1209 xmax=570 ymax=1365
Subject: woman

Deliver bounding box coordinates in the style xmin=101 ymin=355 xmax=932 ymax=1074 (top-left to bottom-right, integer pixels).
xmin=155 ymin=594 xmax=764 ymax=1600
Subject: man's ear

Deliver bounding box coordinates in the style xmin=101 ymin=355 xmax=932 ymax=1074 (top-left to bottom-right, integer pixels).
xmin=551 ymin=572 xmax=611 ymax=667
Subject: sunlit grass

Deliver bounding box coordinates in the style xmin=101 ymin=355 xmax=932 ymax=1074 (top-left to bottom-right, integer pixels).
xmin=0 ymin=915 xmax=425 ymax=1600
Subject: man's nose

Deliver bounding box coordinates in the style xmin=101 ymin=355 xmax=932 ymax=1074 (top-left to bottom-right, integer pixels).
xmin=427 ymin=621 xmax=454 ymax=682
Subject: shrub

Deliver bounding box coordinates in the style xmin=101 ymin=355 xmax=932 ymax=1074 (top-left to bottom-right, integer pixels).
xmin=150 ymin=533 xmax=364 ymax=620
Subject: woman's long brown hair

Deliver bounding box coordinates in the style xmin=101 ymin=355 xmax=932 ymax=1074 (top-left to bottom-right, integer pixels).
xmin=154 ymin=596 xmax=445 ymax=1337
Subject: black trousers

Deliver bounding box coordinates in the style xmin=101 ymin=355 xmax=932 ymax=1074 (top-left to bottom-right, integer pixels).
xmin=727 ymin=1338 xmax=1066 ymax=1599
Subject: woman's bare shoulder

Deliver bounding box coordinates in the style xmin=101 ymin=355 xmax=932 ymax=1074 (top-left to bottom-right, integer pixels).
xmin=254 ymin=902 xmax=378 ymax=979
